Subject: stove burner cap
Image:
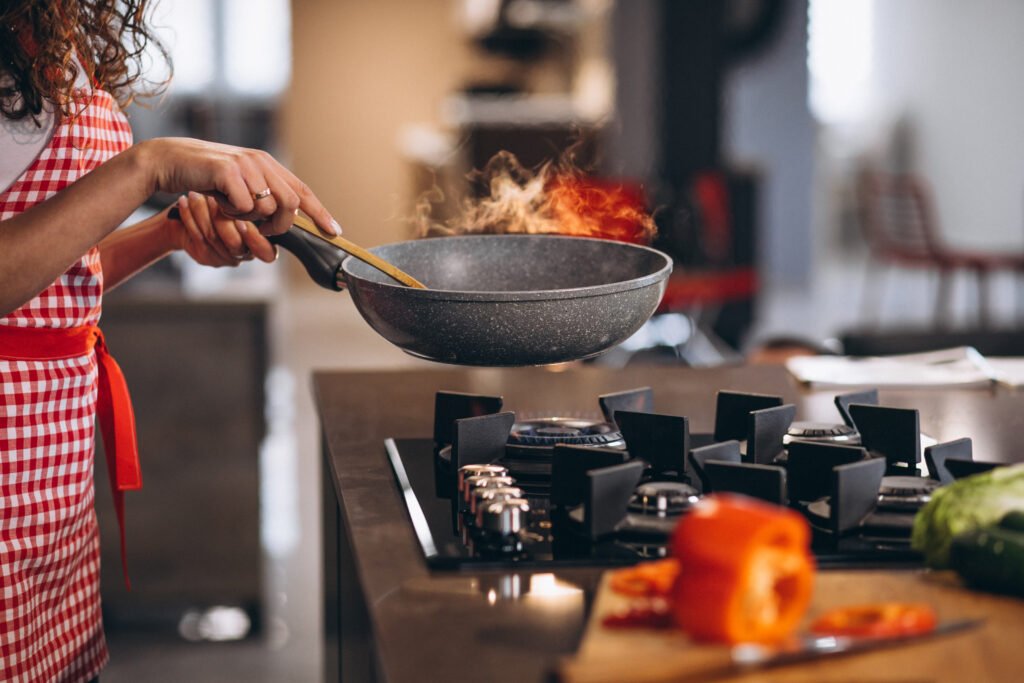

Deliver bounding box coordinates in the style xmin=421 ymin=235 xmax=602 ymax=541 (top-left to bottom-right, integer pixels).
xmin=877 ymin=475 xmax=937 ymax=511
xmin=629 ymin=481 xmax=699 ymax=517
xmin=508 ymin=418 xmax=624 ymax=448
xmin=785 ymin=421 xmax=860 ymax=445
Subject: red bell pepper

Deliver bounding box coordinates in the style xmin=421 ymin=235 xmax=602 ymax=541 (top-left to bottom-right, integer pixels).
xmin=671 ymin=494 xmax=815 ymax=644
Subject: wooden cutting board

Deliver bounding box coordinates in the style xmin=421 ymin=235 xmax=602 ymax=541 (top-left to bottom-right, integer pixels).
xmin=559 ymin=570 xmax=1024 ymax=683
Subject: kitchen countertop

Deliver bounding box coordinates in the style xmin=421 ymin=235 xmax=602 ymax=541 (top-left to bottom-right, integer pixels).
xmin=314 ymin=364 xmax=1024 ymax=683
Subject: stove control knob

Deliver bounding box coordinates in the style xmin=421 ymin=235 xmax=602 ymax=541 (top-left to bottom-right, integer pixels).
xmin=457 ymin=464 xmax=509 ymax=496
xmin=462 ymin=475 xmax=517 ymax=506
xmin=476 ymin=498 xmax=530 ymax=536
xmin=470 ymin=486 xmax=524 ymax=516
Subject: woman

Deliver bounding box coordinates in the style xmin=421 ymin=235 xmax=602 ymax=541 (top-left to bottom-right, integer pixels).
xmin=0 ymin=2 xmax=338 ymax=680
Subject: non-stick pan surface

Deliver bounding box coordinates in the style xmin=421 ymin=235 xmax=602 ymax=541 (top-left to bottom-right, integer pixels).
xmin=273 ymin=231 xmax=672 ymax=366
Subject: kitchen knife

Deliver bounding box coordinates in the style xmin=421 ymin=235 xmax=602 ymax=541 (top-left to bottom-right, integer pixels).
xmin=730 ymin=617 xmax=983 ymax=669
xmin=558 ymin=618 xmax=983 ymax=683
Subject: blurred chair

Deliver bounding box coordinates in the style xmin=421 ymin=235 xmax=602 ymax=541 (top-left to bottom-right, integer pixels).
xmin=857 ymin=171 xmax=1024 ymax=327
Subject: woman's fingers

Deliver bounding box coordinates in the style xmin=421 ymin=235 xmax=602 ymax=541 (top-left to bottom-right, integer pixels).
xmin=253 ymin=164 xmax=299 ymax=237
xmin=175 ymin=195 xmax=206 ymax=249
xmin=211 ymin=160 xmax=256 ymax=219
xmin=176 ymin=195 xmax=235 ymax=266
xmin=190 ymin=232 xmax=238 ymax=268
xmin=202 ymin=194 xmax=250 ymax=259
xmin=227 ymin=151 xmax=332 ymax=238
xmin=235 ymin=156 xmax=280 ymax=221
xmin=184 ymin=192 xmax=233 ymax=262
xmin=271 ymin=163 xmax=342 ymax=236
xmin=154 ymin=138 xmax=338 ymax=237
xmin=190 ymin=194 xmax=271 ymax=263
xmin=229 ymin=149 xmax=338 ymax=237
xmin=237 ymin=220 xmax=277 ymax=263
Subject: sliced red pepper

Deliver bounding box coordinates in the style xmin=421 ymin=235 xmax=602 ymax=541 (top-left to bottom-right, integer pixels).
xmin=810 ymin=603 xmax=938 ymax=638
xmin=608 ymin=558 xmax=680 ymax=598
xmin=601 ymin=601 xmax=674 ymax=630
xmin=671 ymin=493 xmax=815 ymax=644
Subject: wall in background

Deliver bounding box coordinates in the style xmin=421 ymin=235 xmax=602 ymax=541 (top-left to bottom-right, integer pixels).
xmin=869 ymin=0 xmax=1024 ymax=250
xmin=722 ymin=0 xmax=815 ymax=288
xmin=284 ymin=0 xmax=474 ymax=255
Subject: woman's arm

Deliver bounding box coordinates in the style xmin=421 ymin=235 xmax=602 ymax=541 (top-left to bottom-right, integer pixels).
xmin=1 ymin=144 xmax=154 ymax=313
xmin=0 ymin=137 xmax=338 ymax=316
xmin=97 ymin=208 xmax=178 ymax=291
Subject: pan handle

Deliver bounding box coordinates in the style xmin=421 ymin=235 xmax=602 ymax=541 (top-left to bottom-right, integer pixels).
xmin=266 ymin=227 xmax=347 ymax=291
xmin=166 ymin=207 xmax=346 ymax=292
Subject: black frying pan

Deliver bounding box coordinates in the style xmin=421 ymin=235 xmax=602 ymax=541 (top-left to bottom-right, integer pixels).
xmin=270 ymin=227 xmax=672 ymax=366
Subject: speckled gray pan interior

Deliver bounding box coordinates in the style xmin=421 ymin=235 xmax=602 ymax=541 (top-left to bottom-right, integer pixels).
xmin=339 ymin=234 xmax=672 ymax=366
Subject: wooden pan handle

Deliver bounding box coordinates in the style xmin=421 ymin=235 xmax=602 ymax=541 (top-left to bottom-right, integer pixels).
xmin=288 ymin=214 xmax=427 ymax=289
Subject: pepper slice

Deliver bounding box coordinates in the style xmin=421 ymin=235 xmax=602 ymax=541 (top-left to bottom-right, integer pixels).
xmin=810 ymin=603 xmax=938 ymax=638
xmin=671 ymin=494 xmax=815 ymax=644
xmin=608 ymin=558 xmax=680 ymax=598
xmin=601 ymin=601 xmax=675 ymax=630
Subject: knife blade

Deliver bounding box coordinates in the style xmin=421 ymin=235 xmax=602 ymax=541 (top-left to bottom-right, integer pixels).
xmin=730 ymin=618 xmax=984 ymax=670
xmin=558 ymin=619 xmax=985 ymax=683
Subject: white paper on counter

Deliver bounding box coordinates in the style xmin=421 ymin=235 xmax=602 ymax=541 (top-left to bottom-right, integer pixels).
xmin=785 ymin=346 xmax=1000 ymax=388
xmin=986 ymin=358 xmax=1024 ymax=388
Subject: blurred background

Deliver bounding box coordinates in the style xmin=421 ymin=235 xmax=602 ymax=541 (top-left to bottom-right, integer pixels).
xmin=97 ymin=0 xmax=1024 ymax=681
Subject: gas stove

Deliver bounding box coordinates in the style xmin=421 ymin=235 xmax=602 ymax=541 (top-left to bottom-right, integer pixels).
xmin=385 ymin=387 xmax=1000 ymax=571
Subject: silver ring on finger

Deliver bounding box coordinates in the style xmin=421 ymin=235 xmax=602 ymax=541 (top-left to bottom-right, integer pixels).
xmin=252 ymin=188 xmax=273 ymax=201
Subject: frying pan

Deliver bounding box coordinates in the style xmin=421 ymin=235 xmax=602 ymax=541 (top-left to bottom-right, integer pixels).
xmin=269 ymin=227 xmax=673 ymax=366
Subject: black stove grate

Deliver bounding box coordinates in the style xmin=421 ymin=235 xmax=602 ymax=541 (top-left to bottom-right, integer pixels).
xmin=384 ymin=387 xmax=999 ymax=572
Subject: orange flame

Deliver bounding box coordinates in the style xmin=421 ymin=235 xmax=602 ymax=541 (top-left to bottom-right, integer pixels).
xmin=417 ymin=151 xmax=656 ymax=244
xmin=547 ymin=175 xmax=656 ymax=244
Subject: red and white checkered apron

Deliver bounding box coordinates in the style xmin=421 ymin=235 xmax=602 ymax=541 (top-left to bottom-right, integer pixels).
xmin=0 ymin=89 xmax=136 ymax=682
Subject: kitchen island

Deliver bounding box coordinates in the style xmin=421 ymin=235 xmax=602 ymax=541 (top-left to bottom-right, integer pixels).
xmin=316 ymin=365 xmax=1024 ymax=683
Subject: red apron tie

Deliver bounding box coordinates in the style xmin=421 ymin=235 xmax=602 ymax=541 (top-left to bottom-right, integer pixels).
xmin=0 ymin=324 xmax=141 ymax=589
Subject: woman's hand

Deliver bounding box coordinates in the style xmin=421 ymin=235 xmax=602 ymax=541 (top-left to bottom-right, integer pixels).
xmin=3 ymin=136 xmax=339 ymax=315
xmin=137 ymin=137 xmax=342 ymax=238
xmin=170 ymin=192 xmax=278 ymax=267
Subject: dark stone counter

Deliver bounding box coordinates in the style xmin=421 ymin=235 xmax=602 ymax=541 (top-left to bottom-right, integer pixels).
xmin=315 ymin=365 xmax=1024 ymax=683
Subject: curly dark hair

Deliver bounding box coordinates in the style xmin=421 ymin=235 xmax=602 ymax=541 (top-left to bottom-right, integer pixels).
xmin=0 ymin=0 xmax=170 ymax=123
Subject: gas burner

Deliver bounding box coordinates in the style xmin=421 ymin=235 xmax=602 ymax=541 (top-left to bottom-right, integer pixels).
xmin=508 ymin=418 xmax=625 ymax=449
xmin=628 ymin=482 xmax=699 ymax=517
xmin=784 ymin=421 xmax=860 ymax=446
xmin=802 ymin=475 xmax=938 ymax=521
xmin=877 ymin=475 xmax=938 ymax=510
xmin=879 ymin=476 xmax=938 ymax=496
